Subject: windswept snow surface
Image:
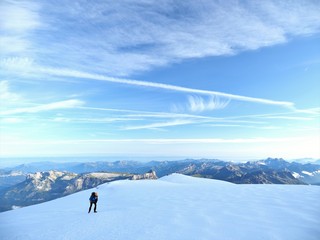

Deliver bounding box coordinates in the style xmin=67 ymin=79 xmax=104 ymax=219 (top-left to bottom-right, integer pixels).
xmin=1 ymin=174 xmax=319 ymax=240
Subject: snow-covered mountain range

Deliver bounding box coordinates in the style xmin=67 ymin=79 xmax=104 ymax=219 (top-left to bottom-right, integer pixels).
xmin=0 ymin=174 xmax=319 ymax=240
xmin=1 ymin=158 xmax=319 ymax=212
xmin=2 ymin=158 xmax=319 ymax=186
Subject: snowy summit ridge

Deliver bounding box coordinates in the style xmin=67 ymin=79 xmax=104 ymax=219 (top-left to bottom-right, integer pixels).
xmin=1 ymin=174 xmax=319 ymax=240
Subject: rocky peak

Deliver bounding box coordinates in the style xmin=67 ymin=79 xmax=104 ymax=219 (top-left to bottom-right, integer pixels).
xmin=27 ymin=171 xmax=67 ymax=181
xmin=131 ymin=170 xmax=157 ymax=180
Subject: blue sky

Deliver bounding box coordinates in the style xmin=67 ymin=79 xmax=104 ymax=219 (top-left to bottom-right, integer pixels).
xmin=0 ymin=0 xmax=320 ymax=160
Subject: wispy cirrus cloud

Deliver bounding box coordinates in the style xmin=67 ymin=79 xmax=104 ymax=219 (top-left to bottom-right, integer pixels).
xmin=0 ymin=0 xmax=42 ymax=54
xmin=53 ymin=117 xmax=142 ymax=124
xmin=2 ymin=1 xmax=320 ymax=76
xmin=0 ymin=80 xmax=21 ymax=102
xmin=188 ymin=96 xmax=230 ymax=112
xmin=294 ymin=108 xmax=320 ymax=114
xmin=0 ymin=1 xmax=41 ymax=32
xmin=172 ymin=95 xmax=230 ymax=113
xmin=1 ymin=0 xmax=317 ymax=114
xmin=15 ymin=65 xmax=292 ymax=108
xmin=0 ymin=59 xmax=295 ymax=108
xmin=50 ymin=0 xmax=320 ymax=75
xmin=263 ymin=116 xmax=314 ymax=121
xmin=0 ymin=36 xmax=30 ymax=54
xmin=204 ymin=124 xmax=281 ymax=130
xmin=0 ymin=99 xmax=84 ymax=115
xmin=122 ymin=119 xmax=201 ymax=131
xmin=0 ymin=57 xmax=34 ymax=71
xmin=223 ymin=109 xmax=320 ymax=121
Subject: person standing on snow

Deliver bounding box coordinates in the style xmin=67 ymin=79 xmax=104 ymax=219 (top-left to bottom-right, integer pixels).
xmin=88 ymin=192 xmax=98 ymax=213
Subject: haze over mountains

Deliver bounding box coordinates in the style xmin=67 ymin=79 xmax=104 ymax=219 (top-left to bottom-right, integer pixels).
xmin=1 ymin=158 xmax=320 ymax=212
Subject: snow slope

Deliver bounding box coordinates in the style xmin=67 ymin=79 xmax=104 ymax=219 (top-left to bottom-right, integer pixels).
xmin=1 ymin=174 xmax=319 ymax=240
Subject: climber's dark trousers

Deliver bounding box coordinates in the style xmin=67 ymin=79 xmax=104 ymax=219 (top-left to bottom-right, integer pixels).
xmin=88 ymin=202 xmax=97 ymax=213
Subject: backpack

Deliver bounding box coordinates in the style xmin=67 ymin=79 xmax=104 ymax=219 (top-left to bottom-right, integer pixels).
xmin=89 ymin=195 xmax=97 ymax=202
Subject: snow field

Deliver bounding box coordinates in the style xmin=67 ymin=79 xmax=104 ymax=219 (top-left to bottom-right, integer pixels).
xmin=0 ymin=174 xmax=319 ymax=240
